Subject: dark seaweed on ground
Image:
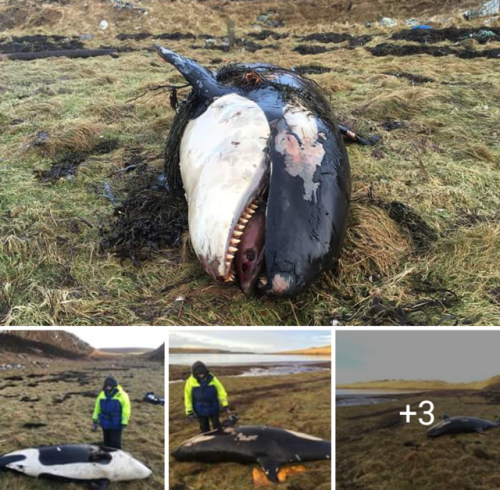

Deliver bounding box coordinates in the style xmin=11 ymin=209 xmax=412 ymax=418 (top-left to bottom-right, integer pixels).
xmin=155 ymin=32 xmax=197 ymax=40
xmin=380 ymin=121 xmax=405 ymax=131
xmin=248 ymin=30 xmax=288 ymax=40
xmin=381 ymin=201 xmax=438 ymax=250
xmin=0 ymin=35 xmax=83 ymax=54
xmin=383 ymin=71 xmax=435 ymax=84
xmin=392 ymin=27 xmax=500 ymax=45
xmin=35 ymin=139 xmax=119 ymax=183
xmin=367 ymin=43 xmax=500 ymax=59
xmin=293 ymin=44 xmax=329 ymax=55
xmin=192 ymin=39 xmax=278 ymax=53
xmin=293 ymin=64 xmax=333 ymax=75
xmin=100 ymin=167 xmax=188 ymax=264
xmin=298 ymin=32 xmax=372 ymax=47
xmin=116 ymin=32 xmax=151 ymax=41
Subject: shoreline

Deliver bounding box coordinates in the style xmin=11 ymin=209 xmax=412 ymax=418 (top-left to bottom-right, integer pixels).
xmin=169 ymin=361 xmax=331 ymax=381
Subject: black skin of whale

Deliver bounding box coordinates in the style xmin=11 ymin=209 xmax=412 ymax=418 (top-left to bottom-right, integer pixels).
xmin=155 ymin=46 xmax=351 ymax=297
xmin=172 ymin=426 xmax=331 ymax=483
xmin=427 ymin=416 xmax=500 ymax=437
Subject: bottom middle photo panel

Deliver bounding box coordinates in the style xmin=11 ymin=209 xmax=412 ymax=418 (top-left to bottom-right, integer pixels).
xmin=168 ymin=329 xmax=332 ymax=490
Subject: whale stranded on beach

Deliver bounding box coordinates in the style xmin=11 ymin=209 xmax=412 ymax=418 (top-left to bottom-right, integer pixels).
xmin=172 ymin=425 xmax=331 ymax=484
xmin=0 ymin=444 xmax=152 ymax=489
xmin=156 ymin=45 xmax=352 ymax=297
xmin=427 ymin=415 xmax=500 ymax=437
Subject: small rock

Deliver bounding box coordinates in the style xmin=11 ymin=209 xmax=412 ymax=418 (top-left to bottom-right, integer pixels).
xmin=405 ymin=18 xmax=419 ymax=26
xmin=100 ymin=20 xmax=109 ymax=30
xmin=203 ymin=38 xmax=216 ymax=48
xmin=380 ymin=17 xmax=397 ymax=27
xmin=79 ymin=34 xmax=93 ymax=40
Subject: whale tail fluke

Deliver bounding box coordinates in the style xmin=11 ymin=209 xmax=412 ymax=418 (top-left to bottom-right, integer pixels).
xmin=0 ymin=454 xmax=26 ymax=470
xmin=153 ymin=45 xmax=228 ymax=100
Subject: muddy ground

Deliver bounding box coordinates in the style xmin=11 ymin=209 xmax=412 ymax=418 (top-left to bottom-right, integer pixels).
xmin=0 ymin=358 xmax=165 ymax=490
xmin=0 ymin=0 xmax=499 ymax=325
xmin=169 ymin=370 xmax=331 ymax=490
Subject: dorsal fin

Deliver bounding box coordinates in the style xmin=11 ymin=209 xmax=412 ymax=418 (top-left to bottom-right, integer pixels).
xmin=153 ymin=45 xmax=228 ymax=99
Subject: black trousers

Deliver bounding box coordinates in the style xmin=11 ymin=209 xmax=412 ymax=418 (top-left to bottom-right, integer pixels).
xmin=103 ymin=428 xmax=122 ymax=449
xmin=198 ymin=414 xmax=221 ymax=433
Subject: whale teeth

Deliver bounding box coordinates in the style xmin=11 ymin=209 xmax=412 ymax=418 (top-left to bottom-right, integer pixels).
xmin=226 ymin=253 xmax=234 ymax=260
xmin=240 ymin=218 xmax=249 ymax=224
xmin=243 ymin=213 xmax=252 ymax=220
xmin=246 ymin=208 xmax=255 ymax=215
xmin=225 ymin=273 xmax=235 ymax=282
xmin=236 ymin=224 xmax=245 ymax=231
xmin=233 ymin=230 xmax=243 ymax=237
xmin=228 ymin=246 xmax=238 ymax=253
xmin=250 ymin=203 xmax=258 ymax=210
xmin=259 ymin=276 xmax=268 ymax=286
xmin=225 ymin=261 xmax=232 ymax=268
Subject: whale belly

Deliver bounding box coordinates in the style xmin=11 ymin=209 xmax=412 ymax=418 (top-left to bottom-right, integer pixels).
xmin=180 ymin=93 xmax=270 ymax=279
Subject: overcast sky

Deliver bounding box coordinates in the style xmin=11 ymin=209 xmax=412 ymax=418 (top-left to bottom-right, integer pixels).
xmin=169 ymin=330 xmax=331 ymax=353
xmin=63 ymin=327 xmax=165 ymax=349
xmin=337 ymin=331 xmax=500 ymax=384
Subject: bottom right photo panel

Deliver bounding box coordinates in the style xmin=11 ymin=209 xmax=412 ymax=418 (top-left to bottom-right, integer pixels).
xmin=337 ymin=330 xmax=500 ymax=490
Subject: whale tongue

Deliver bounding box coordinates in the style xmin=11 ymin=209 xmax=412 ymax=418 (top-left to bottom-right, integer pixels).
xmin=234 ymin=208 xmax=265 ymax=295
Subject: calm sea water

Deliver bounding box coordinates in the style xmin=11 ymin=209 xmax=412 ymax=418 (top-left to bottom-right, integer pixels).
xmin=170 ymin=353 xmax=330 ymax=365
xmin=336 ymin=389 xmax=423 ymax=407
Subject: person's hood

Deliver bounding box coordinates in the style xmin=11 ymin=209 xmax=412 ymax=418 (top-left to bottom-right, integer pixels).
xmin=191 ymin=361 xmax=209 ymax=377
xmin=103 ymin=377 xmax=118 ymax=391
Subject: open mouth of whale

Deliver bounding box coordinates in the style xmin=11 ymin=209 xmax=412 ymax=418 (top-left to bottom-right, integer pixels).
xmin=157 ymin=45 xmax=352 ymax=297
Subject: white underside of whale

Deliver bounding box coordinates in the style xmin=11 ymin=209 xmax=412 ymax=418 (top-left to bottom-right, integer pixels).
xmin=4 ymin=447 xmax=152 ymax=482
xmin=180 ymin=93 xmax=271 ymax=279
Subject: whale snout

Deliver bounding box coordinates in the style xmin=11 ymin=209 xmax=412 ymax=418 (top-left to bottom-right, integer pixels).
xmin=261 ymin=273 xmax=297 ymax=297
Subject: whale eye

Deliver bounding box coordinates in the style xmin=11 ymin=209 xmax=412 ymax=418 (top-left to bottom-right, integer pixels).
xmin=246 ymin=250 xmax=255 ymax=261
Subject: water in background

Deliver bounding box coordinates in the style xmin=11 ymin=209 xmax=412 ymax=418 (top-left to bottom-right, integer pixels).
xmin=336 ymin=389 xmax=423 ymax=407
xmin=170 ymin=353 xmax=330 ymax=365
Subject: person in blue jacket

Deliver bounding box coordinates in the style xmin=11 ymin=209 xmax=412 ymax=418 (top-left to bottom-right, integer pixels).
xmin=184 ymin=361 xmax=229 ymax=433
xmin=92 ymin=377 xmax=131 ymax=449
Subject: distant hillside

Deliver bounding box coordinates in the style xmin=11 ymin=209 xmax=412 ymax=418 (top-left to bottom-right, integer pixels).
xmin=147 ymin=344 xmax=165 ymax=363
xmin=0 ymin=331 xmax=94 ymax=359
xmin=100 ymin=347 xmax=152 ymax=355
xmin=338 ymin=375 xmax=500 ymax=391
xmin=272 ymin=345 xmax=331 ymax=356
xmin=170 ymin=347 xmax=233 ymax=354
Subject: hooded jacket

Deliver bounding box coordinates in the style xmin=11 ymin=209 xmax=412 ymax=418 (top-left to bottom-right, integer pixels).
xmin=185 ymin=362 xmax=228 ymax=417
xmin=93 ymin=380 xmax=131 ymax=430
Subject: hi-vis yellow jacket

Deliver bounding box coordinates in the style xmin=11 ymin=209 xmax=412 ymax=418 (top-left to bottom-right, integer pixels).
xmin=184 ymin=374 xmax=228 ymax=416
xmin=93 ymin=385 xmax=131 ymax=429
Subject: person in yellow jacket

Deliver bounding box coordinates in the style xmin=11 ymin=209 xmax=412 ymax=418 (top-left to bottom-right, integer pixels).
xmin=92 ymin=377 xmax=131 ymax=449
xmin=185 ymin=361 xmax=229 ymax=433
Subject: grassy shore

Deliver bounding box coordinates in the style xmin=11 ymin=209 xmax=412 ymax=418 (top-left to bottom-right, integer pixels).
xmin=169 ymin=370 xmax=331 ymax=489
xmin=1 ymin=0 xmax=499 ymax=325
xmin=336 ymin=389 xmax=500 ymax=490
xmin=0 ymin=358 xmax=164 ymax=490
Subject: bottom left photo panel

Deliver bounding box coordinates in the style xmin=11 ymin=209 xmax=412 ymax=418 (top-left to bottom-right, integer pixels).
xmin=0 ymin=328 xmax=165 ymax=490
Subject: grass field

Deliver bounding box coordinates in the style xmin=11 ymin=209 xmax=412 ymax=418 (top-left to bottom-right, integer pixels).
xmin=0 ymin=358 xmax=164 ymax=490
xmin=169 ymin=369 xmax=331 ymax=489
xmin=336 ymin=389 xmax=500 ymax=490
xmin=1 ymin=0 xmax=499 ymax=325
